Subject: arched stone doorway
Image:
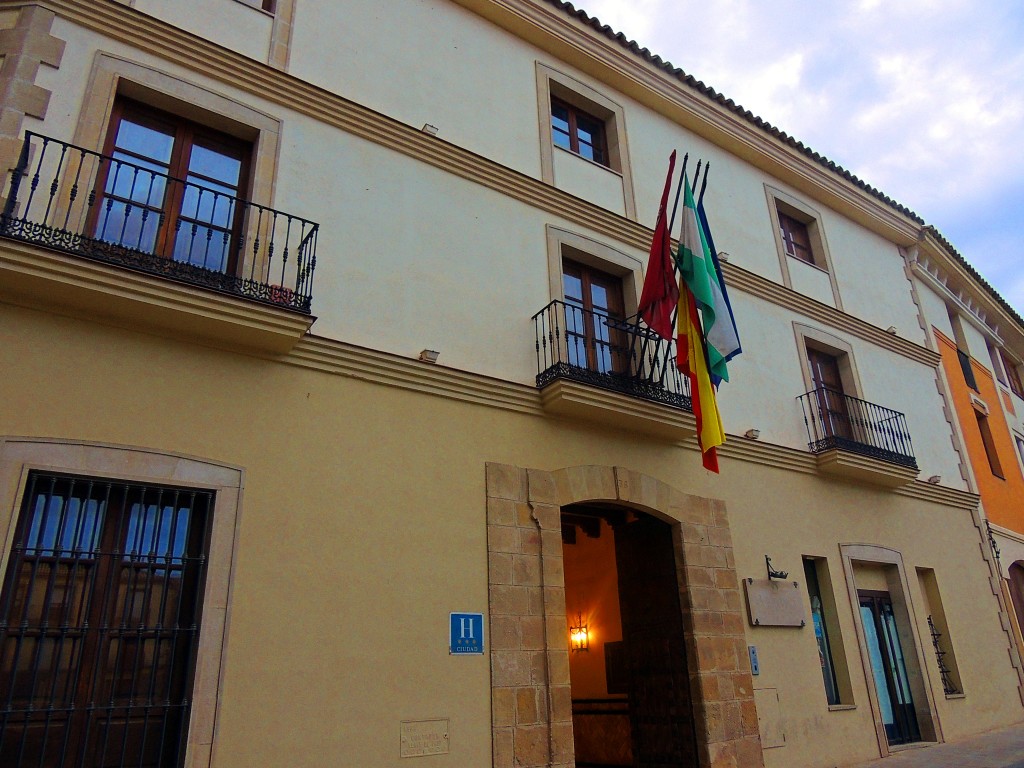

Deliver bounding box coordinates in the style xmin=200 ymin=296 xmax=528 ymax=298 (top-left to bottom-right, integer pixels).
xmin=562 ymin=503 xmax=699 ymax=766
xmin=485 ymin=463 xmax=763 ymax=768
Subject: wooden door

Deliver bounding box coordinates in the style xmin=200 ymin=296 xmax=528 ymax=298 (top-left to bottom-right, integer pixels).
xmin=614 ymin=516 xmax=698 ymax=767
xmin=807 ymin=347 xmax=852 ymax=440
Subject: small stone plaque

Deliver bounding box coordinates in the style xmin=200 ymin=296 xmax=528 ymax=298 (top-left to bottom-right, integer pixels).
xmin=400 ymin=719 xmax=450 ymax=758
xmin=744 ymin=578 xmax=806 ymax=627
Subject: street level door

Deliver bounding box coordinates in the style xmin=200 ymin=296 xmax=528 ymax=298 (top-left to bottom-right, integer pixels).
xmin=858 ymin=590 xmax=921 ymax=746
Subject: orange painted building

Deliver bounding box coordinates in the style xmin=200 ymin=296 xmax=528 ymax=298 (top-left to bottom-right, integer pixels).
xmin=935 ymin=330 xmax=1024 ymax=533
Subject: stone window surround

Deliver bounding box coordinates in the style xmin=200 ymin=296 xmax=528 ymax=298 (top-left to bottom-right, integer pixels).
xmin=0 ymin=437 xmax=244 ymax=768
xmin=74 ymin=52 xmax=282 ymax=209
xmin=109 ymin=0 xmax=296 ymax=70
xmin=51 ymin=53 xmax=283 ymax=282
xmin=544 ymin=225 xmax=642 ymax=317
xmin=485 ymin=462 xmax=764 ymax=768
xmin=535 ymin=61 xmax=638 ymax=221
xmin=802 ymin=554 xmax=856 ymax=707
xmin=793 ymin=322 xmax=865 ymax=399
xmin=838 ymin=543 xmax=943 ymax=758
xmin=765 ymin=184 xmax=843 ymax=310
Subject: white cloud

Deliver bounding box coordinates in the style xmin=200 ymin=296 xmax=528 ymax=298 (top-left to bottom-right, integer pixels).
xmin=574 ymin=0 xmax=1024 ymax=310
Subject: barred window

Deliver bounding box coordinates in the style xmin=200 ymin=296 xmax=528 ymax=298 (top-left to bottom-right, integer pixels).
xmin=0 ymin=472 xmax=213 ymax=767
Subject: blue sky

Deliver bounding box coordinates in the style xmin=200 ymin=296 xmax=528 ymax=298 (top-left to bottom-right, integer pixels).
xmin=580 ymin=0 xmax=1024 ymax=314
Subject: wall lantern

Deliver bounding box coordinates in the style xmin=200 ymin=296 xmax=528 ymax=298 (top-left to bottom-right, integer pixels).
xmin=569 ymin=613 xmax=589 ymax=652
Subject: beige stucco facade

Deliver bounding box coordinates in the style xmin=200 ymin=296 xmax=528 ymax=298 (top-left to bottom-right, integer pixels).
xmin=1 ymin=1 xmax=1022 ymax=767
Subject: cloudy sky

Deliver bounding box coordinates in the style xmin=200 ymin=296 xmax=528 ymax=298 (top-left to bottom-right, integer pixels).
xmin=579 ymin=0 xmax=1024 ymax=314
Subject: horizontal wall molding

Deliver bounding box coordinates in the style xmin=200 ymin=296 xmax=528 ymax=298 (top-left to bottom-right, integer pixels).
xmin=726 ymin=266 xmax=940 ymax=368
xmin=283 ymin=333 xmax=962 ymax=507
xmin=32 ymin=0 xmax=940 ymax=370
xmin=0 ymin=227 xmax=971 ymax=511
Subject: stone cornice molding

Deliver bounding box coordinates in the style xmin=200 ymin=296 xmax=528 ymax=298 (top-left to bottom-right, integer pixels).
xmin=915 ymin=232 xmax=1024 ymax=351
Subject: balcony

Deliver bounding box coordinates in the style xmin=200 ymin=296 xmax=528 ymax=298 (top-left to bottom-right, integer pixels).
xmin=0 ymin=132 xmax=319 ymax=352
xmin=532 ymin=300 xmax=694 ymax=439
xmin=798 ymin=387 xmax=919 ymax=487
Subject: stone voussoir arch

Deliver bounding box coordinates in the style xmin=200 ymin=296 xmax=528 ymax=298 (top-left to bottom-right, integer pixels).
xmin=485 ymin=462 xmax=763 ymax=768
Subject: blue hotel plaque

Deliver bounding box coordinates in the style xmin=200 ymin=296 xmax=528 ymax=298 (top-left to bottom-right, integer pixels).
xmin=449 ymin=612 xmax=484 ymax=655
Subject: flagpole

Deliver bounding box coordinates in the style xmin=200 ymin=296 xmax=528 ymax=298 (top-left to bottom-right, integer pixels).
xmin=667 ymin=153 xmax=688 ymax=237
xmin=696 ymin=162 xmax=710 ymax=207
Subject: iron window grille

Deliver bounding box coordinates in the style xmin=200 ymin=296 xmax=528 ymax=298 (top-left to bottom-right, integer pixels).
xmin=0 ymin=472 xmax=214 ymax=767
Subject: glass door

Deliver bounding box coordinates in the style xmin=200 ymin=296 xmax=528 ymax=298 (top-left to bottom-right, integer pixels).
xmin=858 ymin=591 xmax=920 ymax=746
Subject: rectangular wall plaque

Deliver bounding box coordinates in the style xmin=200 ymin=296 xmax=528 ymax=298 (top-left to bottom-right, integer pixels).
xmin=744 ymin=578 xmax=806 ymax=627
xmin=401 ymin=719 xmax=450 ymax=758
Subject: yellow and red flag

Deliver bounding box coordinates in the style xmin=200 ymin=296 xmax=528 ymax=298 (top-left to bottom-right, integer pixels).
xmin=675 ymin=172 xmax=726 ymax=472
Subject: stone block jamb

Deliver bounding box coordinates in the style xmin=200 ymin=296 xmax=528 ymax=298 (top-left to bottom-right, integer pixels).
xmin=485 ymin=462 xmax=764 ymax=768
xmin=0 ymin=4 xmax=65 ymax=202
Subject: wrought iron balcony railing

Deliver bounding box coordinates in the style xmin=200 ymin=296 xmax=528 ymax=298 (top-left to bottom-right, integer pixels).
xmin=0 ymin=132 xmax=317 ymax=313
xmin=533 ymin=300 xmax=691 ymax=411
xmin=798 ymin=387 xmax=917 ymax=469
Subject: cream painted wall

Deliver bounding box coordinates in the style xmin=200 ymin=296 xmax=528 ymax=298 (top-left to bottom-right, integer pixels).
xmin=133 ymin=0 xmax=273 ymax=63
xmin=24 ymin=17 xmax=966 ymax=480
xmin=288 ymin=0 xmax=545 ymax=180
xmin=788 ymin=259 xmax=835 ymax=307
xmin=552 ymin=148 xmax=626 ymax=216
xmin=960 ymin=312 xmax=994 ymax=363
xmin=712 ymin=297 xmax=811 ymax=448
xmin=3 ymin=305 xmax=1016 ymax=768
xmin=32 ymin=20 xmax=283 ymax=145
xmin=825 ymin=220 xmax=926 ymax=344
xmin=864 ymin=348 xmax=967 ymax=487
xmin=917 ymin=281 xmax=956 ymax=341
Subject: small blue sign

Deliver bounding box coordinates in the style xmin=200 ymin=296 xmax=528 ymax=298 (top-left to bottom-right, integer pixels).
xmin=450 ymin=612 xmax=484 ymax=655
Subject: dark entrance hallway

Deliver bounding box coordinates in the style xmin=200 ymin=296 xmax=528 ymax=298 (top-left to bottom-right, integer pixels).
xmin=562 ymin=504 xmax=698 ymax=768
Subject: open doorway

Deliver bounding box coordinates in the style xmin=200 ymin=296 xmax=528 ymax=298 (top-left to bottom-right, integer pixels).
xmin=561 ymin=503 xmax=699 ymax=767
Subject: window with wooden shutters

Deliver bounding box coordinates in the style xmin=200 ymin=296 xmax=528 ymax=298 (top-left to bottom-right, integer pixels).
xmin=1000 ymin=349 xmax=1024 ymax=399
xmin=778 ymin=211 xmax=814 ymax=264
xmin=0 ymin=472 xmax=213 ymax=768
xmin=975 ymin=412 xmax=1005 ymax=479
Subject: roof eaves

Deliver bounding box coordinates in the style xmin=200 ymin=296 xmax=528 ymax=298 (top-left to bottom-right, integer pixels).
xmin=922 ymin=225 xmax=1024 ymax=331
xmin=543 ymin=0 xmax=925 ymax=226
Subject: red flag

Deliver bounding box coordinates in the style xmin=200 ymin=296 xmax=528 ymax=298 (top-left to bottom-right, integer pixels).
xmin=638 ymin=151 xmax=679 ymax=339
